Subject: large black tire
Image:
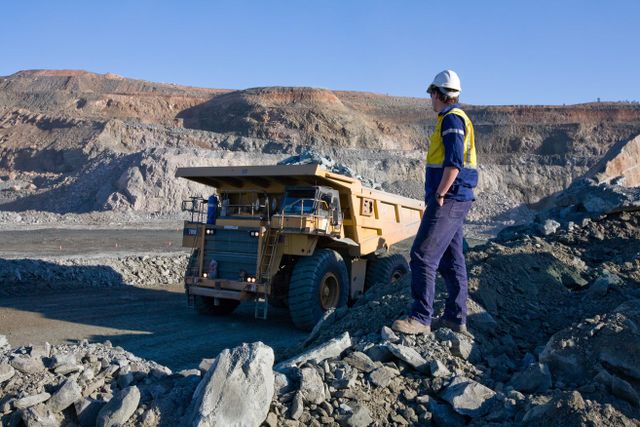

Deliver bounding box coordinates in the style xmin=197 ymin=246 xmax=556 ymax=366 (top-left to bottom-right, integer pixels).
xmin=194 ymin=295 xmax=239 ymax=316
xmin=269 ymin=268 xmax=291 ymax=309
xmin=364 ymin=253 xmax=409 ymax=291
xmin=288 ymin=249 xmax=349 ymax=331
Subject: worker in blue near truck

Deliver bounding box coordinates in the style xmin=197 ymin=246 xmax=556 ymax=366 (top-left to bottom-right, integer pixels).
xmin=393 ymin=69 xmax=478 ymax=335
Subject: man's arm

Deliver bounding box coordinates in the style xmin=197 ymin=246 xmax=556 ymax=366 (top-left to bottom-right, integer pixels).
xmin=436 ymin=113 xmax=465 ymax=206
xmin=436 ymin=167 xmax=459 ymax=205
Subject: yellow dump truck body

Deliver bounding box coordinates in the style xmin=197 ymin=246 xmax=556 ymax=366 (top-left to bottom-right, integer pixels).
xmin=176 ymin=164 xmax=424 ymax=256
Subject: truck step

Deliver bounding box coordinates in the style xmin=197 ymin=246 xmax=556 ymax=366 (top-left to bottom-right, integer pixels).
xmin=254 ymin=296 xmax=269 ymax=320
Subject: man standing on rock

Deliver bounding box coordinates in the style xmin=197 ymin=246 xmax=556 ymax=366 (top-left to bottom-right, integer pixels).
xmin=393 ymin=70 xmax=478 ymax=335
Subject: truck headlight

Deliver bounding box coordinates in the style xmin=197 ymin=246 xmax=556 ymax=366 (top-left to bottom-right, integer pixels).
xmin=202 ymin=272 xmax=208 ymax=278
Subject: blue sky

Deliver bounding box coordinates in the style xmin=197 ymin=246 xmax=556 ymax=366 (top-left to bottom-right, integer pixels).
xmin=2 ymin=1 xmax=639 ymax=105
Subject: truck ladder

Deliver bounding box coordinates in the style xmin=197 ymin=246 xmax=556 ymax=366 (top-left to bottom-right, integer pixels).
xmin=186 ymin=226 xmax=202 ymax=308
xmin=254 ymin=228 xmax=281 ymax=320
xmin=185 ymin=199 xmax=208 ymax=307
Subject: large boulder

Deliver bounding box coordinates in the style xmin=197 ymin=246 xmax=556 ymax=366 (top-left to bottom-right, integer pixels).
xmin=20 ymin=405 xmax=60 ymax=427
xmin=15 ymin=393 xmax=52 ymax=410
xmin=499 ymin=135 xmax=640 ymax=232
xmin=95 ymin=386 xmax=140 ymax=427
xmin=48 ymin=379 xmax=82 ymax=413
xmin=385 ymin=343 xmax=428 ymax=372
xmin=0 ymin=363 xmax=16 ymax=383
xmin=298 ymin=367 xmax=326 ymax=404
xmin=187 ymin=342 xmax=274 ymax=427
xmin=10 ymin=355 xmax=45 ymax=374
xmin=510 ymin=363 xmax=552 ymax=393
xmin=441 ymin=376 xmax=496 ymax=418
xmin=275 ymin=332 xmax=351 ymax=371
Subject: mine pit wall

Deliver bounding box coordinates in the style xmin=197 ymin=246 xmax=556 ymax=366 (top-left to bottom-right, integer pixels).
xmin=2 ymin=94 xmax=640 ymax=222
xmin=467 ymin=107 xmax=640 ymax=213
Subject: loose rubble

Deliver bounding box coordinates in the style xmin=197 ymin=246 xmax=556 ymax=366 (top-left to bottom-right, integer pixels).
xmin=0 ymin=254 xmax=188 ymax=295
xmin=278 ymin=150 xmax=382 ymax=189
xmin=0 ymin=337 xmax=187 ymax=426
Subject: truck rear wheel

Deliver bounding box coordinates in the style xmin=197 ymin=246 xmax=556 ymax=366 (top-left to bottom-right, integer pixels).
xmin=194 ymin=295 xmax=239 ymax=315
xmin=288 ymin=249 xmax=349 ymax=331
xmin=364 ymin=253 xmax=409 ymax=291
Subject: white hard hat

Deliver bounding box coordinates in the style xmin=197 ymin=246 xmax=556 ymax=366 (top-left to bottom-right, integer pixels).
xmin=427 ymin=70 xmax=461 ymax=96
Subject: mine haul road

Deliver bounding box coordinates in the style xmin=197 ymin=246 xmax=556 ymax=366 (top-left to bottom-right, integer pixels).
xmin=0 ymin=285 xmax=307 ymax=372
xmin=0 ymin=228 xmax=307 ymax=371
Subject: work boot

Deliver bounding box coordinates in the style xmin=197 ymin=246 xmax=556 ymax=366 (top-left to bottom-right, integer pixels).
xmin=432 ymin=318 xmax=470 ymax=335
xmin=392 ymin=317 xmax=431 ymax=335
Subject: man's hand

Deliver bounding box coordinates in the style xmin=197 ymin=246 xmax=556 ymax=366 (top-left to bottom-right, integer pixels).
xmin=436 ymin=166 xmax=459 ymax=207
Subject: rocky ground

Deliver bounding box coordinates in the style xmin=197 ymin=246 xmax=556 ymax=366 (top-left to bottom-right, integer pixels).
xmin=266 ymin=209 xmax=640 ymax=426
xmin=2 ymin=209 xmax=638 ymax=426
xmin=0 ymin=338 xmax=192 ymax=427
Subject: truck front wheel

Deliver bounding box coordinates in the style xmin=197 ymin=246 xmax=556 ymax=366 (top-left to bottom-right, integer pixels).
xmin=288 ymin=249 xmax=349 ymax=331
xmin=194 ymin=295 xmax=239 ymax=315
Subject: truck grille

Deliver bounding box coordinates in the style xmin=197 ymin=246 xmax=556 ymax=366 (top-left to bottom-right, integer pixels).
xmin=203 ymin=228 xmax=258 ymax=280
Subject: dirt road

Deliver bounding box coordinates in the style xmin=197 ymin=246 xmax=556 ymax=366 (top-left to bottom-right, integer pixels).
xmin=0 ymin=285 xmax=306 ymax=371
xmin=0 ymin=228 xmax=184 ymax=258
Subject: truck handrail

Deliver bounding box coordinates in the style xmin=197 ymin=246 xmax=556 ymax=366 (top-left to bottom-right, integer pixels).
xmin=181 ymin=197 xmax=207 ymax=223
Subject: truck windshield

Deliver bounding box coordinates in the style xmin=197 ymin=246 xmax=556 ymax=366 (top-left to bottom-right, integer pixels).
xmin=282 ymin=189 xmax=316 ymax=215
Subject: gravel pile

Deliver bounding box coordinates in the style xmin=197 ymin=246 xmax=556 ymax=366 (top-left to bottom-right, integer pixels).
xmin=0 ymin=210 xmax=184 ymax=230
xmin=0 ymin=337 xmax=198 ymax=427
xmin=0 ymin=254 xmax=188 ymax=296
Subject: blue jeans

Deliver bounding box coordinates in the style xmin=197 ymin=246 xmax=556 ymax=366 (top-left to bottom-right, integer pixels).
xmin=410 ymin=198 xmax=472 ymax=326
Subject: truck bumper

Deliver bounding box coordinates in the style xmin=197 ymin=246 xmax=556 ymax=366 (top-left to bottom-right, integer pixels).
xmin=188 ymin=286 xmax=249 ymax=301
xmin=186 ymin=278 xmax=267 ymax=301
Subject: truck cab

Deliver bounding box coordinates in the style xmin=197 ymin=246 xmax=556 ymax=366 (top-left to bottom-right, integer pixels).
xmin=273 ymin=186 xmax=342 ymax=236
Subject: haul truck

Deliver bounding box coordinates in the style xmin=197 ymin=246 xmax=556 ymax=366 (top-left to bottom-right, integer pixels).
xmin=176 ymin=164 xmax=424 ymax=330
